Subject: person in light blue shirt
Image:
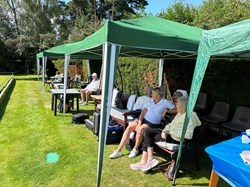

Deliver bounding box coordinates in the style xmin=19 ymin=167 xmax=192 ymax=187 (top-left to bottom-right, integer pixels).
xmin=109 ymin=87 xmax=174 ymax=159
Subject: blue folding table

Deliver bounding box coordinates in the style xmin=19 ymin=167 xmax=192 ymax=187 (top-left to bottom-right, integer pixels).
xmin=206 ymin=136 xmax=250 ymax=187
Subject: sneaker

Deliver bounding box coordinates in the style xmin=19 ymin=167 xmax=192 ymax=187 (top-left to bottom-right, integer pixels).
xmin=109 ymin=150 xmax=122 ymax=159
xmin=81 ymin=102 xmax=87 ymax=106
xmin=141 ymin=158 xmax=159 ymax=172
xmin=79 ymin=100 xmax=84 ymax=104
xmin=128 ymin=148 xmax=139 ymax=158
xmin=130 ymin=162 xmax=146 ymax=171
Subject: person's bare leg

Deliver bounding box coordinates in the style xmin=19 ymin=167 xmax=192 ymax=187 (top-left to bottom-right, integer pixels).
xmin=86 ymin=91 xmax=93 ymax=104
xmin=130 ymin=151 xmax=148 ymax=170
xmin=133 ymin=124 xmax=148 ymax=150
xmin=117 ymin=120 xmax=138 ymax=152
xmin=82 ymin=90 xmax=86 ymax=102
xmin=141 ymin=146 xmax=158 ymax=172
xmin=147 ymin=147 xmax=154 ymax=162
xmin=80 ymin=89 xmax=84 ymax=101
xmin=137 ymin=151 xmax=148 ymax=165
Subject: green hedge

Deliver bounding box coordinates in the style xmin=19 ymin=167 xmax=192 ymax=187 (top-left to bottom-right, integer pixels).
xmin=52 ymin=57 xmax=249 ymax=112
xmin=114 ymin=57 xmax=250 ymax=113
xmin=115 ymin=57 xmax=159 ymax=96
xmin=202 ymin=59 xmax=250 ymax=111
xmin=165 ymin=59 xmax=250 ymax=112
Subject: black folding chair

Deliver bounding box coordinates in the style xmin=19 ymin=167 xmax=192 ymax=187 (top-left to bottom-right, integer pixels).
xmin=201 ymin=101 xmax=230 ymax=141
xmin=219 ymin=106 xmax=250 ymax=139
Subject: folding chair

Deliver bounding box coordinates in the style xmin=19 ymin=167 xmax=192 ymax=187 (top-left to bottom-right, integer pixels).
xmin=80 ymin=75 xmax=92 ymax=89
xmin=219 ymin=106 xmax=250 ymax=138
xmin=201 ymin=101 xmax=230 ymax=141
xmin=156 ymin=125 xmax=204 ymax=181
xmin=194 ymin=92 xmax=207 ymax=116
xmin=45 ymin=77 xmax=53 ymax=92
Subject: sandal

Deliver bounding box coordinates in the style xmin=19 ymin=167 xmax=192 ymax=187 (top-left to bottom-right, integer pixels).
xmin=165 ymin=161 xmax=175 ymax=181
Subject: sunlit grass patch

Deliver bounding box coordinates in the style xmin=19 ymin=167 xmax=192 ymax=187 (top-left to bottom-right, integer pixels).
xmin=0 ymin=79 xmax=230 ymax=186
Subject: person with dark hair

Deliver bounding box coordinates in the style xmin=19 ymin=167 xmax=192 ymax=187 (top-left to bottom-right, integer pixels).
xmin=130 ymin=96 xmax=201 ymax=176
xmin=109 ymin=87 xmax=175 ymax=159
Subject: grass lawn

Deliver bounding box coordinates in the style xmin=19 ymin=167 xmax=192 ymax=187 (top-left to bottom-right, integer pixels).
xmin=0 ymin=75 xmax=13 ymax=89
xmin=0 ymin=78 xmax=229 ymax=186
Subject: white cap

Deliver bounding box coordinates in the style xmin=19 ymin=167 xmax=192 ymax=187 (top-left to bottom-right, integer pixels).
xmin=176 ymin=89 xmax=188 ymax=97
xmin=92 ymin=73 xmax=97 ymax=77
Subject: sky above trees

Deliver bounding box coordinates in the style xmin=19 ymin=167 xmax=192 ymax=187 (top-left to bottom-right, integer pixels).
xmin=63 ymin=0 xmax=204 ymax=14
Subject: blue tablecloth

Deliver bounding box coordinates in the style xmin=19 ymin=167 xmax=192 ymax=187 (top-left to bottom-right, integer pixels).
xmin=206 ymin=136 xmax=250 ymax=187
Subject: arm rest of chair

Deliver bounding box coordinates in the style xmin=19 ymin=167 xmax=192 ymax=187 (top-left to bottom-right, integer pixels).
xmin=155 ymin=141 xmax=179 ymax=151
xmin=123 ymin=110 xmax=141 ymax=126
xmin=80 ymin=83 xmax=88 ymax=89
xmin=110 ymin=108 xmax=141 ymax=129
xmin=123 ymin=109 xmax=141 ymax=117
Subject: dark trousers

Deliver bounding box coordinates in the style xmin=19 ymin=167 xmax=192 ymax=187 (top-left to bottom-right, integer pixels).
xmin=142 ymin=127 xmax=179 ymax=152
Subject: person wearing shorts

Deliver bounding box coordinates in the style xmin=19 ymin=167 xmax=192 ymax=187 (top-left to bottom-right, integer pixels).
xmin=109 ymin=87 xmax=175 ymax=159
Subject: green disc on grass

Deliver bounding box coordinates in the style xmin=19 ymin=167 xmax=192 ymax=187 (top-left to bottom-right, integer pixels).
xmin=46 ymin=152 xmax=59 ymax=163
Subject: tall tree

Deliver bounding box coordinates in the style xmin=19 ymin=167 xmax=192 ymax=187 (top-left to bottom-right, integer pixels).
xmin=0 ymin=0 xmax=65 ymax=72
xmin=158 ymin=1 xmax=198 ymax=25
xmin=65 ymin=0 xmax=148 ymax=42
xmin=194 ymin=0 xmax=250 ymax=29
xmin=103 ymin=0 xmax=148 ymax=20
xmin=0 ymin=6 xmax=15 ymax=40
xmin=0 ymin=0 xmax=148 ymax=72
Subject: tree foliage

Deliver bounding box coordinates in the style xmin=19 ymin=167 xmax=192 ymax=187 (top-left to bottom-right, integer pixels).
xmin=0 ymin=0 xmax=63 ymax=72
xmin=194 ymin=0 xmax=250 ymax=29
xmin=158 ymin=1 xmax=197 ymax=25
xmin=0 ymin=0 xmax=148 ymax=72
xmin=115 ymin=57 xmax=159 ymax=96
xmin=1 ymin=0 xmax=250 ymax=74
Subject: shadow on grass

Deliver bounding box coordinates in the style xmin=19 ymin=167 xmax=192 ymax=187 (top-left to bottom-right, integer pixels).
xmin=146 ymin=143 xmax=213 ymax=186
xmin=0 ymin=79 xmax=16 ymax=122
xmin=144 ymin=157 xmax=210 ymax=186
xmin=174 ymin=183 xmax=208 ymax=186
xmin=79 ymin=109 xmax=95 ymax=116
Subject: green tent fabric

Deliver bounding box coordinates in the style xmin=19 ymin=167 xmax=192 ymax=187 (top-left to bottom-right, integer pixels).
xmin=66 ymin=16 xmax=204 ymax=187
xmin=37 ymin=16 xmax=203 ymax=59
xmin=36 ymin=43 xmax=75 ymax=59
xmin=37 ymin=16 xmax=204 ymax=186
xmin=37 ymin=16 xmax=204 ymax=93
xmin=36 ymin=42 xmax=81 ymax=93
xmin=176 ymin=18 xmax=250 ymax=184
xmin=187 ymin=18 xmax=250 ymax=115
xmin=66 ymin=16 xmax=203 ymax=59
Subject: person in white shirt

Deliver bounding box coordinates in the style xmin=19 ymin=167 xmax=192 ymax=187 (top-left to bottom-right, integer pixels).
xmin=53 ymin=71 xmax=62 ymax=83
xmin=132 ymin=86 xmax=151 ymax=111
xmin=109 ymin=87 xmax=175 ymax=159
xmin=79 ymin=73 xmax=100 ymax=105
xmin=130 ymin=96 xmax=201 ymax=176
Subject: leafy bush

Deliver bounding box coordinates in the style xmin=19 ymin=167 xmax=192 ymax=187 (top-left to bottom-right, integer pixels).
xmin=115 ymin=57 xmax=158 ymax=96
xmin=115 ymin=57 xmax=250 ymax=113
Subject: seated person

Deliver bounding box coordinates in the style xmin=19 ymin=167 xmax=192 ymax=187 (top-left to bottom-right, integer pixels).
xmin=79 ymin=73 xmax=100 ymax=106
xmin=162 ymin=90 xmax=185 ymax=122
xmin=176 ymin=89 xmax=188 ymax=97
xmin=53 ymin=71 xmax=62 ymax=83
xmin=131 ymin=86 xmax=152 ymax=111
xmin=130 ymin=96 xmax=201 ymax=178
xmin=109 ymin=87 xmax=175 ymax=159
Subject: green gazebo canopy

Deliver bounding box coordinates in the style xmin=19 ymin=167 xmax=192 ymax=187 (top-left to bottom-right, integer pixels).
xmin=37 ymin=16 xmax=205 ymax=187
xmin=37 ymin=16 xmax=204 ymax=59
xmin=178 ymin=18 xmax=250 ymax=186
